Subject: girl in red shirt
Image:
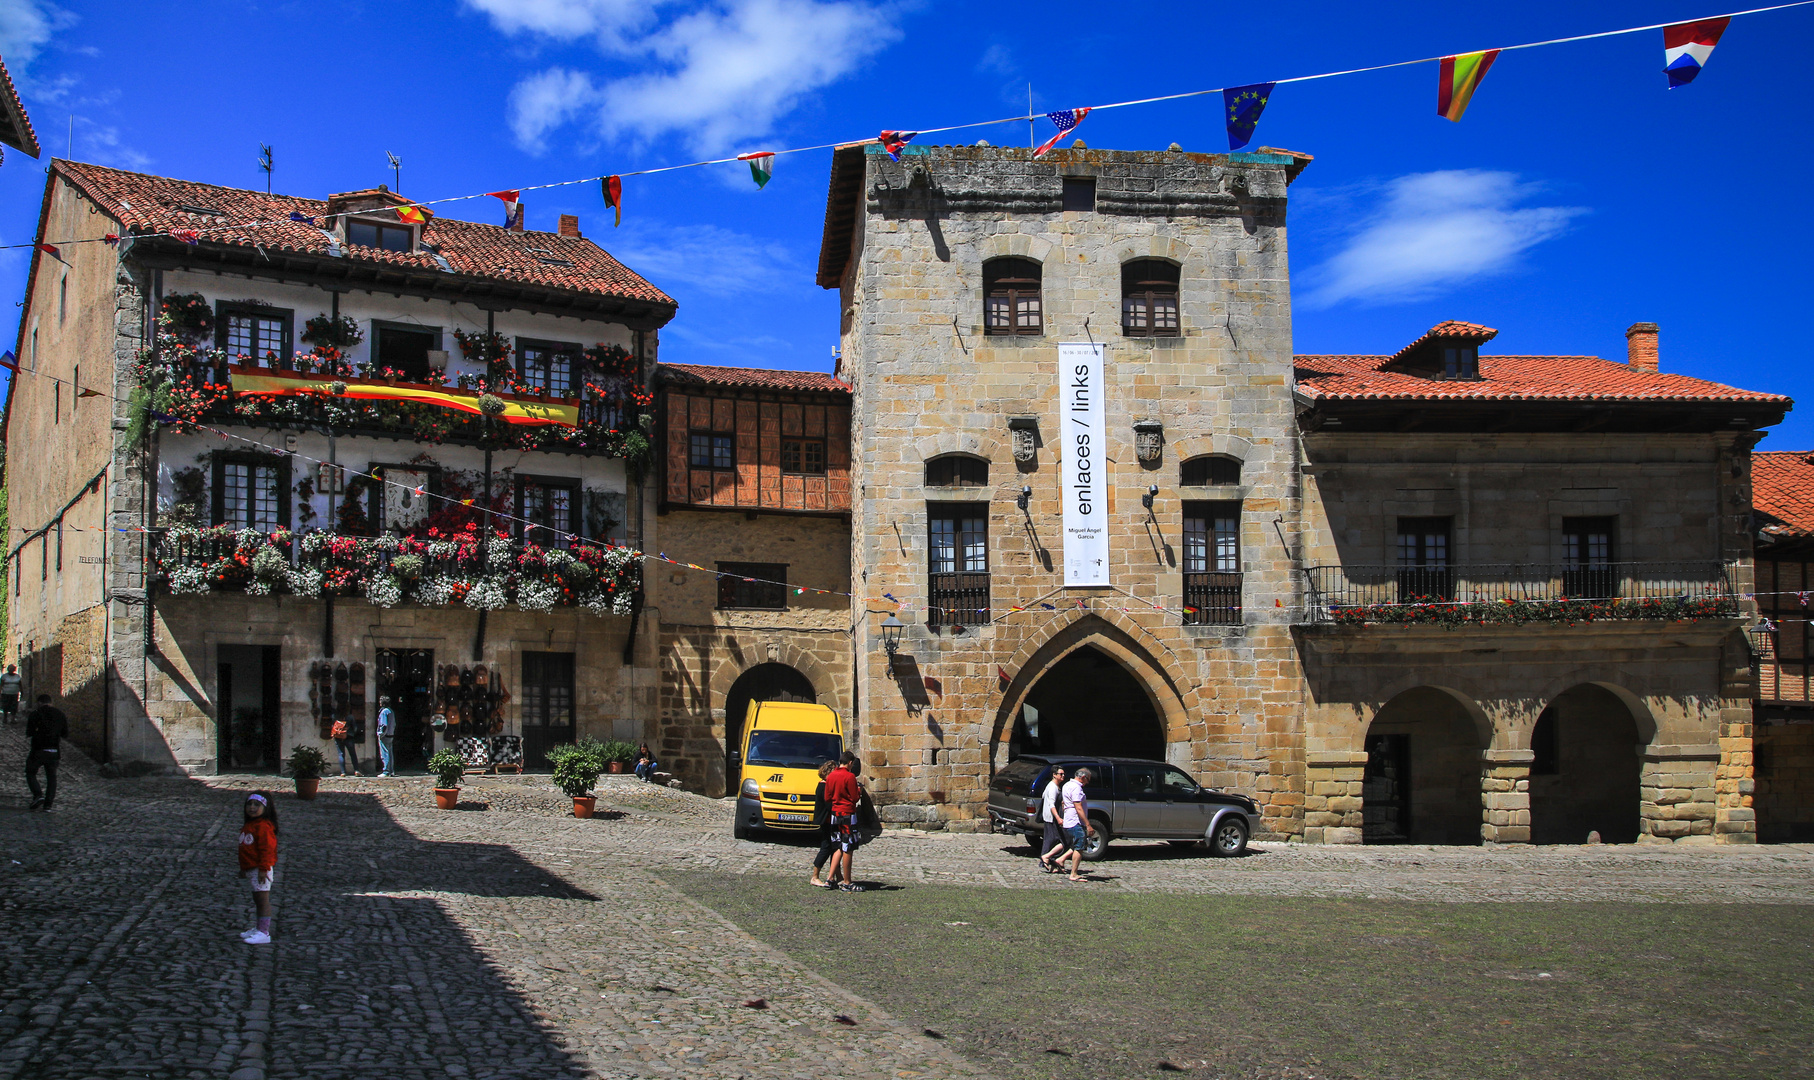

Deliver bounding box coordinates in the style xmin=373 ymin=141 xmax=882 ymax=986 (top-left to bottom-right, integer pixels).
xmin=238 ymin=793 xmax=279 ymax=944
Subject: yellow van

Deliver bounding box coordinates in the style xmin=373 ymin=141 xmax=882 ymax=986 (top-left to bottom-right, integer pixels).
xmin=731 ymin=700 xmax=843 ymax=840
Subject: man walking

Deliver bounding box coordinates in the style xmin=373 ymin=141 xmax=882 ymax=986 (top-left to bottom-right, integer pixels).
xmin=823 ymin=751 xmax=865 ymax=893
xmin=25 ymin=694 xmax=69 ymax=811
xmin=1037 ymin=765 xmax=1069 ymax=873
xmin=375 ymin=696 xmax=396 ymax=777
xmin=0 ymin=664 xmax=22 ymax=724
xmin=1060 ymin=766 xmax=1098 ymax=882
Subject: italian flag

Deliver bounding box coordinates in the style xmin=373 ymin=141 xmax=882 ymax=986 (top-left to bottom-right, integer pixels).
xmin=738 ymin=151 xmax=777 ymax=189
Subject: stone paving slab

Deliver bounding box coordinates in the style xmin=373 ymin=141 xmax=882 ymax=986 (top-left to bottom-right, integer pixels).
xmin=6 ymin=762 xmax=1814 ymax=1079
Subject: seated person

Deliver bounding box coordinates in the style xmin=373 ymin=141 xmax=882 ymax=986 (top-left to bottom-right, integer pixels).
xmin=633 ymin=742 xmax=658 ymax=782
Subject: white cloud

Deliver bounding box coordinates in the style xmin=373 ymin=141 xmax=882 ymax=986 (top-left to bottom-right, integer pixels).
xmin=484 ymin=0 xmax=902 ymax=155
xmin=1299 ymin=170 xmax=1586 ymax=309
xmin=0 ymin=0 xmax=70 ymax=68
xmin=606 ymin=222 xmax=802 ymax=297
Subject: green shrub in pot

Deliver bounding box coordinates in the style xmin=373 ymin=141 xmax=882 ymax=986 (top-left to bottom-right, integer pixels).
xmin=427 ymin=748 xmax=465 ymax=789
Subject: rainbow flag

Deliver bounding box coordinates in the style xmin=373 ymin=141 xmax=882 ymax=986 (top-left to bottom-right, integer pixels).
xmin=1437 ymin=49 xmax=1499 ymax=122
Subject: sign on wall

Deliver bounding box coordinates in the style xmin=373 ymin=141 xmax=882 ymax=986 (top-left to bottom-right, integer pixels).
xmin=1059 ymin=342 xmax=1109 ymax=586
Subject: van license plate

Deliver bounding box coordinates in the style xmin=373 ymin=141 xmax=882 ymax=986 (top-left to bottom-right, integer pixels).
xmin=775 ymin=813 xmax=811 ymax=823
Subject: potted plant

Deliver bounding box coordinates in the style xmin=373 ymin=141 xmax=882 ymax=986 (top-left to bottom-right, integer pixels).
xmin=428 ymin=748 xmax=465 ymax=809
xmin=550 ymin=740 xmax=605 ymax=818
xmin=288 ymin=744 xmax=327 ymax=800
xmin=599 ymin=739 xmax=638 ymax=775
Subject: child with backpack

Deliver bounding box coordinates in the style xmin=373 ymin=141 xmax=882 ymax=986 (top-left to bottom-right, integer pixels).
xmin=238 ymin=793 xmax=279 ymax=944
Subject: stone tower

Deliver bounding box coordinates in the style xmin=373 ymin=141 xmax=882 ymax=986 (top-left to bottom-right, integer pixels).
xmin=817 ymin=142 xmax=1314 ymax=833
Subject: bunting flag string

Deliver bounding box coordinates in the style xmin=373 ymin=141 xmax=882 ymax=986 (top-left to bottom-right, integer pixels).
xmin=6 ymin=2 xmax=1813 ymax=256
xmin=488 ymin=190 xmax=524 ymax=230
xmin=737 ymin=152 xmax=777 ymax=189
xmin=1222 ymin=83 xmax=1275 ymax=151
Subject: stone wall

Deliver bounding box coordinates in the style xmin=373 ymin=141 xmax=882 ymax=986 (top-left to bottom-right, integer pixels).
xmin=652 ymin=508 xmax=853 ymax=795
xmin=835 ymin=145 xmax=1308 ymax=834
xmin=1755 ymin=714 xmax=1814 ymax=841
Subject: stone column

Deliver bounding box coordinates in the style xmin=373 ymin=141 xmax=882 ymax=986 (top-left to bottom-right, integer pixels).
xmin=1303 ymin=750 xmax=1366 ymax=844
xmin=1481 ymin=749 xmax=1533 ymax=844
xmin=1639 ymin=745 xmax=1720 ymax=843
xmin=1716 ymin=712 xmax=1758 ymax=843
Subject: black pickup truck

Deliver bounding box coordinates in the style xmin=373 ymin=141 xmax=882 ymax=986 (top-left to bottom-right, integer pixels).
xmin=986 ymin=755 xmax=1261 ymax=860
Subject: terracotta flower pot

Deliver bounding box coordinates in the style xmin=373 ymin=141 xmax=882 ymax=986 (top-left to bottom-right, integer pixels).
xmin=572 ymin=795 xmax=597 ymax=819
xmin=434 ymin=787 xmax=460 ymax=810
xmin=606 ymin=761 xmax=625 ymax=774
xmin=295 ymin=777 xmax=321 ymax=800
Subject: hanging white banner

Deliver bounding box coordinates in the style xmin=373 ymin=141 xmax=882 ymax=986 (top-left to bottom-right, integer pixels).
xmin=1059 ymin=342 xmax=1108 ymax=586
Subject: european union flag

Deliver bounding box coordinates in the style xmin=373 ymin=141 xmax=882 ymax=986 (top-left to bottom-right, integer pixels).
xmin=1223 ymin=82 xmax=1275 ymax=151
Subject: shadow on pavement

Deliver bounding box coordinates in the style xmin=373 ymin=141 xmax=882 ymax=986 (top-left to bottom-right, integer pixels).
xmin=0 ymin=773 xmax=597 ymax=1080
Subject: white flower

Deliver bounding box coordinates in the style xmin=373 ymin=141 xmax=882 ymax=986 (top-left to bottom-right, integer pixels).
xmin=366 ymin=574 xmax=403 ymax=608
xmin=417 ymin=575 xmax=455 ymax=606
xmin=464 ymin=577 xmax=508 ymax=611
xmin=285 ymin=566 xmax=323 ymax=598
xmin=168 ymin=564 xmax=211 ymax=595
xmin=245 ymin=579 xmax=272 ymax=597
xmin=516 ymin=577 xmax=559 ymax=612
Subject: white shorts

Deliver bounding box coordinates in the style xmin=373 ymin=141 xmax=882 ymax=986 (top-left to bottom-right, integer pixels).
xmin=248 ymin=868 xmax=275 ymax=893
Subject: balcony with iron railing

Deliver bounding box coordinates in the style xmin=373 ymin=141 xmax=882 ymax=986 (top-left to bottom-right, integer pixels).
xmin=1183 ymin=572 xmax=1242 ymax=626
xmin=927 ymin=572 xmax=991 ymax=629
xmin=1299 ymin=561 xmax=1739 ymax=627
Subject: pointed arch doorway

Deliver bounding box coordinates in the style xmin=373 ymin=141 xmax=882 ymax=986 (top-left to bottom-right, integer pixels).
xmin=723 ymin=663 xmax=817 ymax=780
xmin=1008 ymin=644 xmax=1166 ymax=761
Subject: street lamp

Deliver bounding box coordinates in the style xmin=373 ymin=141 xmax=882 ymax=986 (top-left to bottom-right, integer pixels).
xmin=881 ymin=613 xmax=904 ymax=654
xmin=1142 ymin=485 xmax=1159 ymax=511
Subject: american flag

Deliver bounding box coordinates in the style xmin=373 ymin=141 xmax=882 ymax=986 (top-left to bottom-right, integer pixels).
xmin=1034 ymin=107 xmax=1091 ymax=158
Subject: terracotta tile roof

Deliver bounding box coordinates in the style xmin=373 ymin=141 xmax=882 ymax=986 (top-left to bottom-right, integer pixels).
xmin=53 ymin=160 xmax=675 ymax=310
xmin=1388 ymin=320 xmax=1498 ymax=364
xmin=658 ymin=362 xmax=850 ymax=395
xmin=0 ymin=55 xmax=38 ymax=158
xmin=1295 ymin=352 xmax=1792 ymax=405
xmin=1753 ymin=451 xmax=1814 ymax=538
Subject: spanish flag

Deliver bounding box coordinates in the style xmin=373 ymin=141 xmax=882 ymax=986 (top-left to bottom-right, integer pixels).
xmin=1437 ymin=49 xmax=1499 ymax=122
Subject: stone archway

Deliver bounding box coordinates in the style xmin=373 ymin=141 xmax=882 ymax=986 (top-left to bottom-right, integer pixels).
xmin=1529 ymin=683 xmax=1643 ymax=844
xmin=992 ymin=615 xmax=1192 ymax=769
xmin=1362 ymin=686 xmax=1488 ymax=845
xmin=1008 ymin=645 xmax=1165 ymax=761
xmin=722 ymin=663 xmax=817 ymax=782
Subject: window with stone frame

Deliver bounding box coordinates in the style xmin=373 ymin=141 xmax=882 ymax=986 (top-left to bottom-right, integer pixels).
xmin=216 ymin=303 xmax=292 ymax=365
xmin=928 ymin=503 xmax=989 ymax=627
xmin=689 ymin=431 xmax=734 ymax=470
xmin=1180 ymin=455 xmax=1240 ymax=486
xmin=781 ymin=438 xmax=827 ymax=476
xmin=924 ymin=455 xmax=988 ymax=487
xmin=212 ymin=452 xmax=290 ymax=532
xmin=517 ymin=476 xmax=580 ymax=548
xmin=1183 ymin=500 xmax=1241 ymax=625
xmin=1122 ymin=260 xmax=1180 ymax=337
xmin=717 ymin=562 xmax=788 ymax=609
xmin=983 ymin=257 xmax=1042 ymax=336
xmin=1562 ymin=516 xmax=1617 ymax=598
xmin=517 ymin=339 xmax=581 ymax=398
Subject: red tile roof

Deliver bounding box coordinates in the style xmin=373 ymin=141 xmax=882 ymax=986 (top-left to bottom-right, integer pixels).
xmin=0 ymin=55 xmax=38 ymax=158
xmin=1753 ymin=451 xmax=1814 ymax=538
xmin=1295 ymin=352 xmax=1791 ymax=405
xmin=53 ymin=160 xmax=674 ymax=309
xmin=658 ymin=362 xmax=850 ymax=394
xmin=1388 ymin=320 xmax=1498 ymax=364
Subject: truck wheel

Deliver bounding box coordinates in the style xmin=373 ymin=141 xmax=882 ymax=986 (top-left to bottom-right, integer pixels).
xmin=1079 ymin=818 xmax=1113 ymax=861
xmin=1026 ymin=831 xmax=1047 ymax=853
xmin=1210 ymin=817 xmax=1249 ymax=857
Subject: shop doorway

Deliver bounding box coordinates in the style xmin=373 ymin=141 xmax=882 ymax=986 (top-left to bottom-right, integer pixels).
xmin=521 ymin=651 xmax=577 ymax=770
xmin=217 ymin=645 xmax=281 ymax=772
xmin=376 ymin=649 xmax=436 ymax=772
xmin=723 ymin=663 xmax=817 ymax=779
xmin=1009 ymin=645 xmax=1164 ymax=762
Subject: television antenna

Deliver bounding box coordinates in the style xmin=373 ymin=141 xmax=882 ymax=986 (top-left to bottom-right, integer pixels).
xmin=386 ymin=151 xmax=401 ymax=191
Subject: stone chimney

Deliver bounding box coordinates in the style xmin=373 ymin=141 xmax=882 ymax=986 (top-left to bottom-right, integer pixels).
xmin=1625 ymin=322 xmax=1660 ymax=372
xmin=558 ymin=214 xmax=582 ymax=238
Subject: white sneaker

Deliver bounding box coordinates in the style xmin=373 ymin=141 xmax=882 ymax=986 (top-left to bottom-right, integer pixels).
xmin=239 ymin=928 xmax=258 ymax=940
xmin=243 ymin=931 xmax=271 ymax=945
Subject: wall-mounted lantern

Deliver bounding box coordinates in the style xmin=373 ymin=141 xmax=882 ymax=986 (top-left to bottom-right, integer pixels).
xmin=881 ymin=613 xmax=904 ymax=654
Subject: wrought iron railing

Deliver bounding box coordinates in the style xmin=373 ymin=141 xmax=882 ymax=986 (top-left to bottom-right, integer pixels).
xmin=1299 ymin=561 xmax=1739 ymax=625
xmin=1183 ymin=572 xmax=1242 ymax=625
xmin=928 ymin=572 xmax=991 ymax=628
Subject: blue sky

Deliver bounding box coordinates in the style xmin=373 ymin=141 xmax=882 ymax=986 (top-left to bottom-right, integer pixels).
xmin=3 ymin=0 xmax=1811 ymax=443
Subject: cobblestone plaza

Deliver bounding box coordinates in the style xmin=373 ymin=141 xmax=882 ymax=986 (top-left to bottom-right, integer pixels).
xmin=5 ymin=735 xmax=1813 ymax=1080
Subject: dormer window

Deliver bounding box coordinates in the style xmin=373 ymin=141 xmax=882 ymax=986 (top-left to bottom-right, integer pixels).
xmin=1441 ymin=344 xmax=1479 ymax=380
xmin=346 ymin=218 xmax=413 ymax=252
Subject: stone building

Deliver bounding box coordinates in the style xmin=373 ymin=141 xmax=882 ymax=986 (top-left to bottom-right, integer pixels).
xmin=649 ymin=363 xmax=854 ymax=794
xmin=1749 ymin=450 xmax=1814 ymax=841
xmin=816 ymin=141 xmax=1791 ymax=844
xmin=4 ymin=160 xmax=672 ymax=772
